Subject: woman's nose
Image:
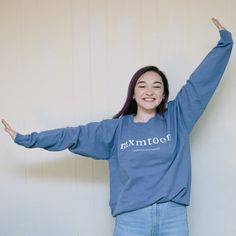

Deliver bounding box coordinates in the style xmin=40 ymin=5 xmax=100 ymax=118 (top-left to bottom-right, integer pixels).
xmin=145 ymin=88 xmax=154 ymax=95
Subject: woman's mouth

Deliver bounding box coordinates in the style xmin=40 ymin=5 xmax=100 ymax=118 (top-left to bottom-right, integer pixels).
xmin=143 ymin=98 xmax=156 ymax=102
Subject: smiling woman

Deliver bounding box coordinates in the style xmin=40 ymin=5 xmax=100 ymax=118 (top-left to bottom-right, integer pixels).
xmin=1 ymin=18 xmax=234 ymax=236
xmin=113 ymin=65 xmax=169 ymax=120
xmin=133 ymin=71 xmax=165 ymax=122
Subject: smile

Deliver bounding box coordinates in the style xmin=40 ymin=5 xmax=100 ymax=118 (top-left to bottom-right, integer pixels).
xmin=143 ymin=98 xmax=156 ymax=101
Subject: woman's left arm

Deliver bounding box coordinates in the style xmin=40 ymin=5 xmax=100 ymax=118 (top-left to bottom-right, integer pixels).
xmin=173 ymin=18 xmax=234 ymax=133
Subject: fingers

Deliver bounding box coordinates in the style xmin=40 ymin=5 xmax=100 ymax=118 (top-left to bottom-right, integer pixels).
xmin=2 ymin=119 xmax=11 ymax=130
xmin=1 ymin=119 xmax=17 ymax=140
xmin=211 ymin=18 xmax=226 ymax=30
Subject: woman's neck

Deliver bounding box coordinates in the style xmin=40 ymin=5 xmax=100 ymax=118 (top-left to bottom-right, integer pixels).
xmin=133 ymin=112 xmax=157 ymax=123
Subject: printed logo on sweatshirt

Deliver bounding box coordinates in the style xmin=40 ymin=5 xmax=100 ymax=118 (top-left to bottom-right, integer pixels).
xmin=120 ymin=134 xmax=171 ymax=152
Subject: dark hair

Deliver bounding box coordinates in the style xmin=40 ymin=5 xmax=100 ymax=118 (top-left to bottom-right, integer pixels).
xmin=113 ymin=65 xmax=169 ymax=119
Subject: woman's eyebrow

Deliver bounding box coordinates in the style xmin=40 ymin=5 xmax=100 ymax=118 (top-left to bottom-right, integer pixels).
xmin=137 ymin=81 xmax=146 ymax=84
xmin=137 ymin=80 xmax=162 ymax=84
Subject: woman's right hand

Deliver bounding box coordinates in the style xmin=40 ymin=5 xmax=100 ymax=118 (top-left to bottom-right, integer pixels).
xmin=1 ymin=119 xmax=17 ymax=141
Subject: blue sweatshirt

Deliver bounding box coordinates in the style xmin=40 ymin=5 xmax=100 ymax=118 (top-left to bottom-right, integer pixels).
xmin=15 ymin=30 xmax=233 ymax=217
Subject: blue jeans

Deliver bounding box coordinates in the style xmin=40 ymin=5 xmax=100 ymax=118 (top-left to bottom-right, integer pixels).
xmin=113 ymin=202 xmax=189 ymax=236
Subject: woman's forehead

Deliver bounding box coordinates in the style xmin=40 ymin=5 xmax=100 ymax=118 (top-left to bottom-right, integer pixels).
xmin=137 ymin=71 xmax=162 ymax=83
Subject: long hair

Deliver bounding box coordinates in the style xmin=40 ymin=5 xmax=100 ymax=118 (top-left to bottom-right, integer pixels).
xmin=113 ymin=66 xmax=169 ymax=119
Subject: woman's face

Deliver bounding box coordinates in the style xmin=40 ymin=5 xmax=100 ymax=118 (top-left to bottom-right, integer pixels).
xmin=133 ymin=71 xmax=165 ymax=115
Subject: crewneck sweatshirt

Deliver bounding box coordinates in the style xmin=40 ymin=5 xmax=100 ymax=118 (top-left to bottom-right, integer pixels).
xmin=15 ymin=30 xmax=233 ymax=217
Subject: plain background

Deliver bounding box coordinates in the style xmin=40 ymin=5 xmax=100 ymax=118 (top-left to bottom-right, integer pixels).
xmin=0 ymin=0 xmax=235 ymax=235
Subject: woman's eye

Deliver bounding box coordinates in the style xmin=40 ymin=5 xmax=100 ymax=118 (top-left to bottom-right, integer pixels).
xmin=138 ymin=86 xmax=145 ymax=88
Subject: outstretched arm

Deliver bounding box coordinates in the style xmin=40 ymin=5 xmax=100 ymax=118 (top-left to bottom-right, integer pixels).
xmin=172 ymin=18 xmax=233 ymax=133
xmin=1 ymin=117 xmax=119 ymax=160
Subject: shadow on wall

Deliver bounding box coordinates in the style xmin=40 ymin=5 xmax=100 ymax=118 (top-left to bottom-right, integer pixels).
xmin=10 ymin=155 xmax=109 ymax=183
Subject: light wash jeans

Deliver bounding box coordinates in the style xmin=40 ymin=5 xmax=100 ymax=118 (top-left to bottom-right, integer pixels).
xmin=113 ymin=202 xmax=189 ymax=236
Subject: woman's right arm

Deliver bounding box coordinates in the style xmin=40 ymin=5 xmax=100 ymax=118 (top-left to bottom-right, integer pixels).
xmin=1 ymin=118 xmax=119 ymax=160
xmin=2 ymin=119 xmax=82 ymax=151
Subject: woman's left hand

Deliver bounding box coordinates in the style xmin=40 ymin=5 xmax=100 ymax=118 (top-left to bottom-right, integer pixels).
xmin=211 ymin=18 xmax=226 ymax=31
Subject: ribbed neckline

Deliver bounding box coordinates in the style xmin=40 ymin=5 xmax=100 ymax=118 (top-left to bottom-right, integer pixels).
xmin=129 ymin=114 xmax=160 ymax=125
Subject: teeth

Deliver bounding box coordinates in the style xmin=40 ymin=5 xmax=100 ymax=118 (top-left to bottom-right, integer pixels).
xmin=143 ymin=98 xmax=155 ymax=101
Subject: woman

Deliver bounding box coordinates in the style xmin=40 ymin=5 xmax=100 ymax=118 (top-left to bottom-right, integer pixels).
xmin=2 ymin=18 xmax=233 ymax=236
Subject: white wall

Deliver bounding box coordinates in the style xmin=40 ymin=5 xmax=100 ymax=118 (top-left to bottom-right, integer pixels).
xmin=0 ymin=0 xmax=235 ymax=235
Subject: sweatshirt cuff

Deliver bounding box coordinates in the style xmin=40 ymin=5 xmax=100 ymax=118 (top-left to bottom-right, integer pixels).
xmin=219 ymin=30 xmax=233 ymax=44
xmin=14 ymin=133 xmax=25 ymax=145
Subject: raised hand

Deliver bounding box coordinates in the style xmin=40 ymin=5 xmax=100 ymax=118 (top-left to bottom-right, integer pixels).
xmin=1 ymin=119 xmax=17 ymax=141
xmin=211 ymin=18 xmax=226 ymax=31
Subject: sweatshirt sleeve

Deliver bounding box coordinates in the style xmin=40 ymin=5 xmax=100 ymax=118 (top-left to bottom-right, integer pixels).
xmin=172 ymin=30 xmax=233 ymax=133
xmin=14 ymin=118 xmax=119 ymax=160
